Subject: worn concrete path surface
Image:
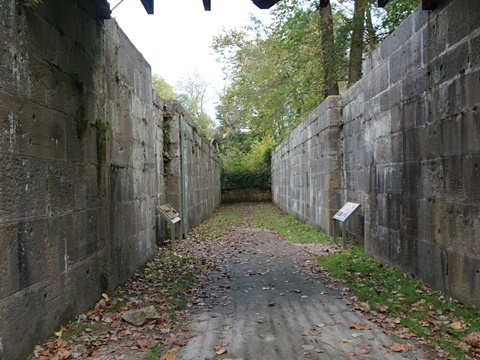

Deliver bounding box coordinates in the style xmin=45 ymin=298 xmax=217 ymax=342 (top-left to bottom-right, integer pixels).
xmin=177 ymin=226 xmax=433 ymax=360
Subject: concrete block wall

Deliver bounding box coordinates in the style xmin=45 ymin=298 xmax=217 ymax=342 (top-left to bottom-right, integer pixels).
xmin=0 ymin=0 xmax=219 ymax=358
xmin=163 ymin=101 xmax=221 ymax=234
xmin=272 ymin=96 xmax=343 ymax=235
xmin=272 ymin=0 xmax=480 ymax=307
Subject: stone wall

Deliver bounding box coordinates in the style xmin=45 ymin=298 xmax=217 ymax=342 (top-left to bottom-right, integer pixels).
xmin=163 ymin=101 xmax=221 ymax=235
xmin=272 ymin=97 xmax=343 ymax=235
xmin=272 ymin=0 xmax=480 ymax=307
xmin=221 ymin=187 xmax=272 ymax=203
xmin=0 ymin=1 xmax=220 ymax=359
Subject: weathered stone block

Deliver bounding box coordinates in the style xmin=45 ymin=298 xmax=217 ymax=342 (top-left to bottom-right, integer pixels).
xmin=0 ymin=155 xmax=48 ymax=221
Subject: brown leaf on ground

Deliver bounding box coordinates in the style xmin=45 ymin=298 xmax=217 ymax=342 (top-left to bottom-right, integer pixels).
xmin=349 ymin=322 xmax=371 ymax=330
xmin=136 ymin=338 xmax=157 ymax=349
xmin=356 ymin=342 xmax=372 ymax=354
xmin=378 ymin=304 xmax=389 ymax=313
xmin=160 ymin=349 xmax=178 ymax=360
xmin=389 ymin=342 xmax=412 ymax=352
xmin=465 ymin=332 xmax=480 ymax=348
xmin=357 ymin=302 xmax=371 ymax=313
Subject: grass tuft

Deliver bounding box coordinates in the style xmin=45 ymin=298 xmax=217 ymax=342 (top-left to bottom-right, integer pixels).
xmin=250 ymin=203 xmax=331 ymax=243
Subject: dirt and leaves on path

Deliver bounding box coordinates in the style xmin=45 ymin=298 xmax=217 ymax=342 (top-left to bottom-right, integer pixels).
xmin=31 ymin=203 xmax=480 ymax=359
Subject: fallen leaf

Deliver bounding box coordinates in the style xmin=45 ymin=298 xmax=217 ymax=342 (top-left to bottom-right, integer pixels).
xmin=465 ymin=332 xmax=480 ymax=348
xmin=389 ymin=342 xmax=412 ymax=352
xmin=160 ymin=350 xmax=177 ymax=360
xmin=54 ymin=326 xmax=66 ymax=337
xmin=378 ymin=304 xmax=389 ymax=313
xmin=216 ymin=349 xmax=228 ymax=355
xmin=316 ymin=323 xmax=325 ymax=328
xmin=102 ymin=293 xmax=110 ymax=302
xmin=341 ymin=338 xmax=353 ymax=343
xmin=224 ymin=325 xmax=232 ymax=331
xmin=268 ymin=302 xmax=276 ymax=307
xmin=450 ymin=321 xmax=464 ymax=330
xmin=57 ymin=348 xmax=71 ymax=358
xmin=349 ymin=322 xmax=370 ymax=330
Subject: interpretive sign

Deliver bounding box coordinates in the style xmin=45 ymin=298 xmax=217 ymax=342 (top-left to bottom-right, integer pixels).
xmin=332 ymin=202 xmax=361 ymax=249
xmin=156 ymin=204 xmax=181 ymax=224
xmin=156 ymin=204 xmax=182 ymax=249
xmin=333 ymin=202 xmax=361 ymax=222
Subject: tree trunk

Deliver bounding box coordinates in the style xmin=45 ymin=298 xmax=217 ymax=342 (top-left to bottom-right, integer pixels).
xmin=365 ymin=4 xmax=378 ymax=53
xmin=318 ymin=2 xmax=339 ymax=97
xmin=348 ymin=0 xmax=365 ymax=86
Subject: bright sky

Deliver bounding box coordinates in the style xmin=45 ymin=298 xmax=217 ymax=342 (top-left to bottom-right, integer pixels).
xmin=107 ymin=0 xmax=273 ymax=118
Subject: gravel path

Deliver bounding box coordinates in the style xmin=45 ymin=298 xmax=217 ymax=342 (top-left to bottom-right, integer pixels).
xmin=177 ymin=226 xmax=433 ymax=360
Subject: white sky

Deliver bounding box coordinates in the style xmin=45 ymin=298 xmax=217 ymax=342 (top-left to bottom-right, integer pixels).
xmin=107 ymin=0 xmax=273 ymax=118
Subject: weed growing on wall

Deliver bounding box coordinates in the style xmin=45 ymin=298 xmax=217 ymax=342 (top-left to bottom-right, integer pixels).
xmin=162 ymin=117 xmax=171 ymax=168
xmin=22 ymin=0 xmax=42 ymax=8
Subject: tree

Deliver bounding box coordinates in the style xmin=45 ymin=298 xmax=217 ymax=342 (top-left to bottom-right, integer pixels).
xmin=213 ymin=0 xmax=421 ymax=143
xmin=175 ymin=71 xmax=215 ymax=139
xmin=348 ymin=0 xmax=365 ymax=85
xmin=318 ymin=1 xmax=340 ymax=96
xmin=152 ymin=74 xmax=177 ymax=99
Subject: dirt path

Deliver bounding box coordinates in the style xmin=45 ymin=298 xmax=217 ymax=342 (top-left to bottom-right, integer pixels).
xmin=176 ymin=226 xmax=432 ymax=360
xmin=32 ymin=204 xmax=436 ymax=360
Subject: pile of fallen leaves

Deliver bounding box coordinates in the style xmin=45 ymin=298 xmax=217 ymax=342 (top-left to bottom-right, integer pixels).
xmin=30 ymin=248 xmax=206 ymax=360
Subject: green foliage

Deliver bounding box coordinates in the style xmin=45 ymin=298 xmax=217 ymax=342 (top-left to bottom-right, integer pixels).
xmin=222 ymin=169 xmax=271 ymax=189
xmin=250 ymin=203 xmax=331 ymax=243
xmin=75 ymin=38 xmax=86 ymax=52
xmin=220 ymin=133 xmax=276 ymax=173
xmin=70 ymin=71 xmax=85 ymax=88
xmin=144 ymin=344 xmax=163 ymax=360
xmin=372 ymin=0 xmax=421 ymax=39
xmin=212 ymin=0 xmax=420 ymax=142
xmin=48 ymin=56 xmax=62 ymax=72
xmin=22 ymin=0 xmax=42 ymax=8
xmin=162 ymin=117 xmax=172 ymax=166
xmin=152 ymin=74 xmax=177 ymax=100
xmin=317 ymin=246 xmax=480 ymax=359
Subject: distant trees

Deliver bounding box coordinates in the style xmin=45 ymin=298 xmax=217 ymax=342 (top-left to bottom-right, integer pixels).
xmin=152 ymin=74 xmax=177 ymax=100
xmin=154 ymin=0 xmax=420 ymax=173
xmin=152 ymin=72 xmax=215 ymax=140
xmin=212 ymin=0 xmax=420 ymax=142
xmin=175 ymin=71 xmax=215 ymax=140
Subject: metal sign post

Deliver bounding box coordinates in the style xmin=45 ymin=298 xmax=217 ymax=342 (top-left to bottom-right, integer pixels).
xmin=156 ymin=204 xmax=182 ymax=249
xmin=332 ymin=202 xmax=361 ymax=249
